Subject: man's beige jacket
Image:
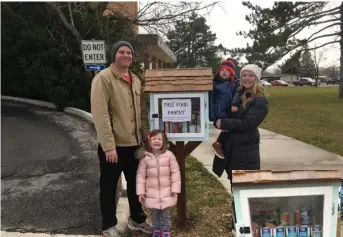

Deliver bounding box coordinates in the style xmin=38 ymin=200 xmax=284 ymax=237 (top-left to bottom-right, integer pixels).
xmin=90 ymin=66 xmax=142 ymax=152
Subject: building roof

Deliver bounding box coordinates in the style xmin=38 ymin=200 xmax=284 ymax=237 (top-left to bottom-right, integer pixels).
xmin=232 ymin=170 xmax=340 ymax=186
xmin=144 ymin=68 xmax=213 ymax=92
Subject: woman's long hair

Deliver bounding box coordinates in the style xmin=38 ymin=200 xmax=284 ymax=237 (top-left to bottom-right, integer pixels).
xmin=238 ymin=77 xmax=266 ymax=108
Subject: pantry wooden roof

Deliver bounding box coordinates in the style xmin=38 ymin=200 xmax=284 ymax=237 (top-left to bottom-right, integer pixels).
xmin=232 ymin=170 xmax=341 ymax=186
xmin=143 ymin=68 xmax=213 ymax=92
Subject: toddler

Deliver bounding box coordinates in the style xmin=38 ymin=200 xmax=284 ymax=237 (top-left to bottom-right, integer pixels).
xmin=211 ymin=58 xmax=240 ymax=158
xmin=136 ymin=130 xmax=181 ymax=237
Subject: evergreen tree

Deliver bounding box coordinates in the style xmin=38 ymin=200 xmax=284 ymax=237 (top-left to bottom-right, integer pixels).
xmin=230 ymin=2 xmax=343 ymax=98
xmin=300 ymin=50 xmax=316 ymax=78
xmin=166 ymin=12 xmax=227 ymax=70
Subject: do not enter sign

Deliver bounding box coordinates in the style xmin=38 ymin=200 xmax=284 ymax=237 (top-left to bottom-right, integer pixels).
xmin=81 ymin=40 xmax=107 ymax=64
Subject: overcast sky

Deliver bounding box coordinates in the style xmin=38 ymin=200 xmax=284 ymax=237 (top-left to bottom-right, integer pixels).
xmin=139 ymin=1 xmax=340 ymax=71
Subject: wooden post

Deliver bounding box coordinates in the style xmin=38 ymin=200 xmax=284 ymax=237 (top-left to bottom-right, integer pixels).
xmin=175 ymin=141 xmax=186 ymax=228
xmin=171 ymin=141 xmax=202 ymax=229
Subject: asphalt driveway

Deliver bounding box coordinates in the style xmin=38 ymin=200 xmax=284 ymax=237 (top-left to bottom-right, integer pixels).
xmin=1 ymin=101 xmax=102 ymax=235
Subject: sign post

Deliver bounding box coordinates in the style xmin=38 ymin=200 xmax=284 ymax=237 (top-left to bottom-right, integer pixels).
xmin=81 ymin=40 xmax=107 ymax=74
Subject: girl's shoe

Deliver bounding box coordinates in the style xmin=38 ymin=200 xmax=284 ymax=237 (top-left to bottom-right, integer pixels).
xmin=152 ymin=229 xmax=161 ymax=237
xmin=162 ymin=231 xmax=171 ymax=237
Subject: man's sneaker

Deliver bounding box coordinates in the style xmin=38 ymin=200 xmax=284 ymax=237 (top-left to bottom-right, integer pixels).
xmin=102 ymin=226 xmax=119 ymax=237
xmin=152 ymin=229 xmax=161 ymax=237
xmin=162 ymin=231 xmax=171 ymax=237
xmin=212 ymin=142 xmax=225 ymax=158
xmin=127 ymin=219 xmax=153 ymax=234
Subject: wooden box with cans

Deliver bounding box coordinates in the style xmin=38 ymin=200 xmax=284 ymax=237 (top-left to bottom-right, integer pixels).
xmin=232 ymin=170 xmax=341 ymax=237
xmin=144 ymin=68 xmax=212 ymax=142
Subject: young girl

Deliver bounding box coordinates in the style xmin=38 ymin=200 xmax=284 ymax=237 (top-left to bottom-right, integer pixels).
xmin=136 ymin=130 xmax=181 ymax=237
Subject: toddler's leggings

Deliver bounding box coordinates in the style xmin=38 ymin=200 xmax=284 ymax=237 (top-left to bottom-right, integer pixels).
xmin=151 ymin=208 xmax=170 ymax=231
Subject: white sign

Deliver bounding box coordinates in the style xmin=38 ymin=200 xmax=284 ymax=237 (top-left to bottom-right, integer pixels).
xmin=81 ymin=40 xmax=106 ymax=64
xmin=162 ymin=99 xmax=191 ymax=122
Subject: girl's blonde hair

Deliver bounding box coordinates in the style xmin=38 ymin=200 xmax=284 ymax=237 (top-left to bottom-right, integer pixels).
xmin=238 ymin=77 xmax=266 ymax=108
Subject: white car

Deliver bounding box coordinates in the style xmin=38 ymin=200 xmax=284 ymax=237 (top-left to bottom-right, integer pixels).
xmin=261 ymin=80 xmax=271 ymax=87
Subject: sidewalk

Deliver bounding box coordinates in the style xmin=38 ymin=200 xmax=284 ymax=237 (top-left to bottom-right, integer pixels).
xmin=191 ymin=125 xmax=343 ymax=193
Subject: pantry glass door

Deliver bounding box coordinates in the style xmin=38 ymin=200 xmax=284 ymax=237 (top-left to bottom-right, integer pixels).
xmin=239 ymin=186 xmax=333 ymax=237
xmin=153 ymin=93 xmax=205 ymax=138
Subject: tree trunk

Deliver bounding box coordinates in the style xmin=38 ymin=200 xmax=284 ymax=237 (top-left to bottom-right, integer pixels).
xmin=339 ymin=2 xmax=343 ymax=98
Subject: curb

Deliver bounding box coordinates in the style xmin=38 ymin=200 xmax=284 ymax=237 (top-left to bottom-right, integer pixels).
xmin=1 ymin=95 xmax=129 ymax=236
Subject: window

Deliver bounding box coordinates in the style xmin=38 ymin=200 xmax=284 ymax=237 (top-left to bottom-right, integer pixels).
xmin=248 ymin=195 xmax=324 ymax=234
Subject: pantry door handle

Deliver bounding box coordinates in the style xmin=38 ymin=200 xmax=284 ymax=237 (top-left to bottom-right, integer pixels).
xmin=332 ymin=202 xmax=334 ymax=215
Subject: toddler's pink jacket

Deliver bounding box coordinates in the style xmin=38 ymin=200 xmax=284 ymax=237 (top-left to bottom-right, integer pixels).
xmin=136 ymin=150 xmax=181 ymax=209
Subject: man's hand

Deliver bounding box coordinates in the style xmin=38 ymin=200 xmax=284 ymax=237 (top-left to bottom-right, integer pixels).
xmin=231 ymin=106 xmax=238 ymax=112
xmin=138 ymin=195 xmax=145 ymax=204
xmin=105 ymin=149 xmax=118 ymax=163
xmin=216 ymin=119 xmax=221 ymax=129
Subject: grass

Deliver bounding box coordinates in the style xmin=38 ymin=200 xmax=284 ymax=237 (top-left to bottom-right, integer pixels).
xmin=260 ymin=87 xmax=343 ymax=156
xmin=124 ymin=156 xmax=232 ymax=237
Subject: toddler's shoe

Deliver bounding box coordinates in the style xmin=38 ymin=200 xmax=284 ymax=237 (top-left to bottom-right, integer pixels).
xmin=162 ymin=231 xmax=171 ymax=237
xmin=152 ymin=229 xmax=161 ymax=237
xmin=212 ymin=142 xmax=225 ymax=159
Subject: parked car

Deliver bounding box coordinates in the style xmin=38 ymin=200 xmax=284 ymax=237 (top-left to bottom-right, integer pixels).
xmin=293 ymin=78 xmax=315 ymax=86
xmin=327 ymin=78 xmax=340 ymax=85
xmin=271 ymin=80 xmax=288 ymax=87
xmin=261 ymin=80 xmax=271 ymax=87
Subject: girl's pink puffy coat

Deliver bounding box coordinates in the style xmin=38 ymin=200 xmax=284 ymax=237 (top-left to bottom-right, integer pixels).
xmin=136 ymin=150 xmax=181 ymax=209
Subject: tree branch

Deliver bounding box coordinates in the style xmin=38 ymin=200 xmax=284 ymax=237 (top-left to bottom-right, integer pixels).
xmin=305 ymin=22 xmax=341 ymax=41
xmin=48 ymin=3 xmax=82 ymax=43
xmin=289 ymin=17 xmax=340 ymax=38
xmin=312 ymin=18 xmax=340 ymax=26
xmin=135 ymin=2 xmax=218 ymax=25
xmin=306 ymin=40 xmax=340 ymax=51
xmin=2 ymin=3 xmax=28 ymax=25
xmin=298 ymin=5 xmax=339 ymax=20
xmin=68 ymin=2 xmax=75 ymax=27
xmin=307 ymin=32 xmax=340 ymax=44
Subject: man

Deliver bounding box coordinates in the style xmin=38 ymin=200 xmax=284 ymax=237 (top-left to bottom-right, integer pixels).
xmin=91 ymin=41 xmax=153 ymax=237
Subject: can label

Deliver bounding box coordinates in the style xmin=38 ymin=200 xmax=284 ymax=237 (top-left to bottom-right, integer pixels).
xmin=280 ymin=209 xmax=289 ymax=225
xmin=298 ymin=226 xmax=310 ymax=237
xmin=261 ymin=227 xmax=272 ymax=237
xmin=286 ymin=226 xmax=298 ymax=237
xmin=294 ymin=208 xmax=301 ymax=226
xmin=275 ymin=227 xmax=285 ymax=237
xmin=311 ymin=225 xmax=321 ymax=237
xmin=300 ymin=208 xmax=311 ymax=225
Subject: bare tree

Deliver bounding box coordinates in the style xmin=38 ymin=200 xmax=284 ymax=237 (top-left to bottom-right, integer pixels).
xmin=312 ymin=44 xmax=327 ymax=86
xmin=47 ymin=2 xmax=220 ymax=46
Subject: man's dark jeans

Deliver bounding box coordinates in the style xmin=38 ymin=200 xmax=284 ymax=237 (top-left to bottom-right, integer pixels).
xmin=98 ymin=144 xmax=146 ymax=231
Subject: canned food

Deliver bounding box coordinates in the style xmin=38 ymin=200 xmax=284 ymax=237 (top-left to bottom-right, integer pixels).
xmin=251 ymin=222 xmax=260 ymax=237
xmin=311 ymin=225 xmax=322 ymax=237
xmin=260 ymin=227 xmax=272 ymax=237
xmin=280 ymin=209 xmax=289 ymax=226
xmin=275 ymin=227 xmax=286 ymax=237
xmin=294 ymin=208 xmax=301 ymax=226
xmin=286 ymin=226 xmax=298 ymax=237
xmin=298 ymin=226 xmax=310 ymax=237
xmin=300 ymin=208 xmax=311 ymax=225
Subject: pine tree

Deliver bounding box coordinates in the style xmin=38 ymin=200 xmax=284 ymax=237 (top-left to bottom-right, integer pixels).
xmin=166 ymin=12 xmax=227 ymax=70
xmin=230 ymin=2 xmax=343 ymax=98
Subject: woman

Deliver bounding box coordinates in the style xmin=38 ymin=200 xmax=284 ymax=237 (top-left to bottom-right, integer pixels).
xmin=214 ymin=64 xmax=269 ymax=181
